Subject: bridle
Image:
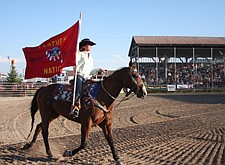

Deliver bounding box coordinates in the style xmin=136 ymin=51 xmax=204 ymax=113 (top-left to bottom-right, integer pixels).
xmin=100 ymin=69 xmax=139 ymax=100
xmin=89 ymin=69 xmax=140 ymax=126
xmin=124 ymin=71 xmax=139 ymax=97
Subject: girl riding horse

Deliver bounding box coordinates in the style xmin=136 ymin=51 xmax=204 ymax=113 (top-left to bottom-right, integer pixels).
xmin=23 ymin=67 xmax=147 ymax=164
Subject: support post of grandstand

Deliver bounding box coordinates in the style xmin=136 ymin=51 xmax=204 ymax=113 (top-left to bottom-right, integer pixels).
xmin=137 ymin=46 xmax=140 ymax=72
xmin=174 ymin=47 xmax=177 ymax=88
xmin=165 ymin=55 xmax=168 ymax=81
xmin=224 ymin=53 xmax=225 ymax=79
xmin=156 ymin=46 xmax=158 ymax=84
xmin=218 ymin=49 xmax=225 ymax=79
xmin=211 ymin=47 xmax=214 ymax=90
xmin=192 ymin=47 xmax=195 ymax=92
xmin=224 ymin=55 xmax=225 ymax=79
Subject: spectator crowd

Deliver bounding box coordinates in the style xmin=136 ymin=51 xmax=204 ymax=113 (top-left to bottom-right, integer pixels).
xmin=139 ymin=63 xmax=225 ymax=88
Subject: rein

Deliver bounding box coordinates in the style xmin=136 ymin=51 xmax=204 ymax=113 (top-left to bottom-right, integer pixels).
xmin=85 ymin=87 xmax=135 ymax=127
xmin=100 ymin=69 xmax=137 ymax=101
xmin=113 ymin=93 xmax=135 ymax=110
xmin=86 ymin=88 xmax=134 ymax=113
xmin=101 ymin=80 xmax=116 ymax=100
xmin=87 ymin=68 xmax=139 ymax=126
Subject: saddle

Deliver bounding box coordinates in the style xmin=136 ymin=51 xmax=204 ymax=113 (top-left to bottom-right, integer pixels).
xmin=53 ymin=80 xmax=101 ymax=102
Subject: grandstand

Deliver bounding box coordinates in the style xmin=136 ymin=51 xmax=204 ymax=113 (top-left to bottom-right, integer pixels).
xmin=128 ymin=36 xmax=225 ymax=91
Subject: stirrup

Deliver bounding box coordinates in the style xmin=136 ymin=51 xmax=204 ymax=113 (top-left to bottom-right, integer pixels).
xmin=73 ymin=109 xmax=79 ymax=118
xmin=69 ymin=106 xmax=80 ymax=118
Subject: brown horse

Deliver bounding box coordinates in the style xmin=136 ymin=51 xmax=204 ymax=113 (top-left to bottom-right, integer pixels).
xmin=23 ymin=67 xmax=147 ymax=164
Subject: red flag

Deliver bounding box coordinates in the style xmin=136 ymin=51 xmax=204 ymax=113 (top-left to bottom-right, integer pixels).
xmin=23 ymin=20 xmax=79 ymax=79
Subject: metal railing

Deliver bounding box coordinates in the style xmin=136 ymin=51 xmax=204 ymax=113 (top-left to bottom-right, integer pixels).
xmin=1 ymin=81 xmax=225 ymax=97
xmin=0 ymin=82 xmax=48 ymax=97
xmin=146 ymin=83 xmax=225 ymax=93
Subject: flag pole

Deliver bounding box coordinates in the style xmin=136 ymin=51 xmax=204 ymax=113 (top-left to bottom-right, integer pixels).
xmin=71 ymin=12 xmax=82 ymax=109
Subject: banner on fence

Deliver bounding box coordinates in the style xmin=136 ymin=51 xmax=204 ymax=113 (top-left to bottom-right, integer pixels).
xmin=167 ymin=85 xmax=176 ymax=92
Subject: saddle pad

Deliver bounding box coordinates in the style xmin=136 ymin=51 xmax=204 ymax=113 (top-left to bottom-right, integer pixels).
xmin=53 ymin=84 xmax=73 ymax=102
xmin=84 ymin=82 xmax=101 ymax=99
xmin=53 ymin=82 xmax=101 ymax=102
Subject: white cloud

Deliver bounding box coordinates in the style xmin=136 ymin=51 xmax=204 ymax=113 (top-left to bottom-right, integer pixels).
xmin=0 ymin=56 xmax=25 ymax=74
xmin=13 ymin=57 xmax=24 ymax=64
xmin=112 ymin=54 xmax=126 ymax=61
xmin=0 ymin=56 xmax=9 ymax=63
xmin=94 ymin=54 xmax=130 ymax=70
xmin=0 ymin=56 xmax=24 ymax=64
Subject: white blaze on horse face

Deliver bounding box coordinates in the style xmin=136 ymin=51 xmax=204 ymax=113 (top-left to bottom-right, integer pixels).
xmin=137 ymin=74 xmax=147 ymax=97
xmin=142 ymin=84 xmax=147 ymax=96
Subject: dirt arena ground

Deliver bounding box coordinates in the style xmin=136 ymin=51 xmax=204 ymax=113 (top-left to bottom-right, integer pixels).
xmin=1 ymin=93 xmax=225 ymax=165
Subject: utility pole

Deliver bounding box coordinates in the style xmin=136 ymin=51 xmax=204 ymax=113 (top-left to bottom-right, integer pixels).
xmin=7 ymin=56 xmax=10 ymax=72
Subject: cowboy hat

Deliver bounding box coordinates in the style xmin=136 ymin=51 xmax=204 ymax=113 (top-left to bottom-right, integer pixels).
xmin=79 ymin=38 xmax=96 ymax=49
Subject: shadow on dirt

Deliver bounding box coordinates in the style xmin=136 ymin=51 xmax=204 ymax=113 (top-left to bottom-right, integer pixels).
xmin=150 ymin=93 xmax=225 ymax=104
xmin=0 ymin=145 xmax=54 ymax=164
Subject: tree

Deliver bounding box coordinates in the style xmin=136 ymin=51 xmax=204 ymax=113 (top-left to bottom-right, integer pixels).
xmin=6 ymin=65 xmax=22 ymax=83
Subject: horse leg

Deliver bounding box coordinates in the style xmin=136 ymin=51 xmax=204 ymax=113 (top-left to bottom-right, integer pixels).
xmin=41 ymin=120 xmax=52 ymax=157
xmin=41 ymin=111 xmax=59 ymax=157
xmin=63 ymin=119 xmax=92 ymax=157
xmin=22 ymin=122 xmax=42 ymax=149
xmin=73 ymin=121 xmax=91 ymax=154
xmin=99 ymin=121 xmax=121 ymax=163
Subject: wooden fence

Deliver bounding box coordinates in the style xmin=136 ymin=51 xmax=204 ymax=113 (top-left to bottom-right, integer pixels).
xmin=0 ymin=82 xmax=48 ymax=97
xmin=1 ymin=81 xmax=225 ymax=97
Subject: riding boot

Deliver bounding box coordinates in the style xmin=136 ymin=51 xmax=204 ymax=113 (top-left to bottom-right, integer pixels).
xmin=69 ymin=99 xmax=81 ymax=118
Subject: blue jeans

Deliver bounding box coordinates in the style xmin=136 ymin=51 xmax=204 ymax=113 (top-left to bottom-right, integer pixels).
xmin=75 ymin=75 xmax=85 ymax=101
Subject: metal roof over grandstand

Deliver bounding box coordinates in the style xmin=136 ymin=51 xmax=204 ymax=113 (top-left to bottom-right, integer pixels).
xmin=132 ymin=36 xmax=225 ymax=46
xmin=128 ymin=36 xmax=225 ymax=58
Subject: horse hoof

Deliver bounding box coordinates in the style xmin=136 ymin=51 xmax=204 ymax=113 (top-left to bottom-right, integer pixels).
xmin=47 ymin=155 xmax=58 ymax=161
xmin=116 ymin=159 xmax=123 ymax=165
xmin=47 ymin=154 xmax=54 ymax=158
xmin=22 ymin=143 xmax=32 ymax=150
xmin=63 ymin=150 xmax=73 ymax=157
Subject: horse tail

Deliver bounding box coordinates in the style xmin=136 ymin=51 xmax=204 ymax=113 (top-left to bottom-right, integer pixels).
xmin=26 ymin=87 xmax=43 ymax=139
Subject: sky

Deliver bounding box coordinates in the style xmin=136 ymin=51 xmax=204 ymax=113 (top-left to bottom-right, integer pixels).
xmin=0 ymin=0 xmax=225 ymax=76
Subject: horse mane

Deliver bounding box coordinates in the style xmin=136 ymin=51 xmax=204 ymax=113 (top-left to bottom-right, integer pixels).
xmin=104 ymin=67 xmax=129 ymax=80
